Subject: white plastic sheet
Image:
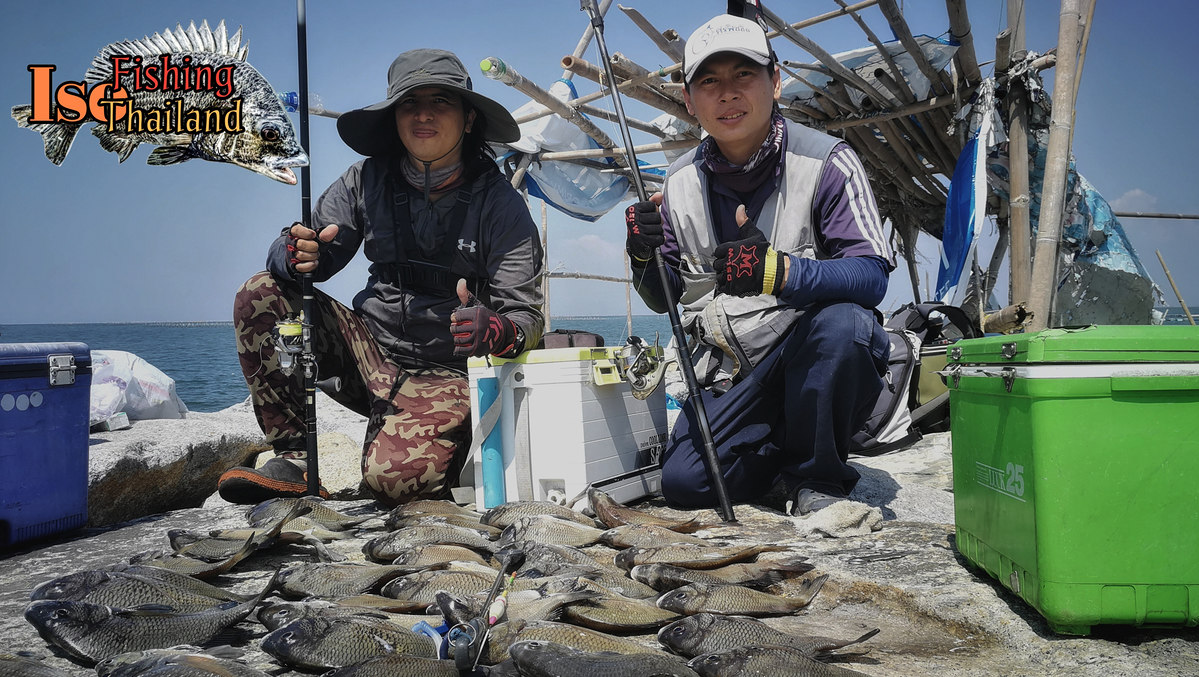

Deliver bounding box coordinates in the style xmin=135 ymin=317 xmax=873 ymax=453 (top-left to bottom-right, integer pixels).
xmin=89 ymin=350 xmax=188 ymax=425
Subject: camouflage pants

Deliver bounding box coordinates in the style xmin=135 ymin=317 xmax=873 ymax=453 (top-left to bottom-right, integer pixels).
xmin=233 ymin=271 xmax=470 ymax=505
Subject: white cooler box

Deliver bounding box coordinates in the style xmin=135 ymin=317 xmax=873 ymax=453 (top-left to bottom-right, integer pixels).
xmin=467 ymin=347 xmax=667 ymax=509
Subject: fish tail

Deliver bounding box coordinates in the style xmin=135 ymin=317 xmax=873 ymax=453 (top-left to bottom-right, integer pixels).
xmin=791 ymin=573 xmax=830 ymax=609
xmin=11 ymin=104 xmax=82 ymax=165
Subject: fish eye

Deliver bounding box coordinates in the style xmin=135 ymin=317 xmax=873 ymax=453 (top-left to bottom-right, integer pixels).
xmin=260 ymin=125 xmax=281 ymax=143
xmin=280 ymin=631 xmax=296 ymax=643
xmin=51 ymin=609 xmax=68 ymax=619
xmin=669 ymin=626 xmax=686 ymax=636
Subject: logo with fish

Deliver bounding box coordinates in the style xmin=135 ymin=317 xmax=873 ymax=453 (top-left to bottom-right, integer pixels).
xmin=11 ymin=20 xmax=307 ymax=184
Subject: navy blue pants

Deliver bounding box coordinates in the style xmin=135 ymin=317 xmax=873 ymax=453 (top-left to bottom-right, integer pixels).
xmin=660 ymin=301 xmax=890 ymax=508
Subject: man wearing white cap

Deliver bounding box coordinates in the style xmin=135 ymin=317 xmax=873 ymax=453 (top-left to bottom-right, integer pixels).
xmin=625 ymin=14 xmax=895 ymax=515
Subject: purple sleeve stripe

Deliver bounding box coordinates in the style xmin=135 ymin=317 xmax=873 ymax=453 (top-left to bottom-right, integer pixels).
xmin=829 ymin=148 xmax=890 ymax=260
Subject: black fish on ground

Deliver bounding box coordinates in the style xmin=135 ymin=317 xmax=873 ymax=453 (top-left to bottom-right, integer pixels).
xmin=246 ymin=496 xmax=371 ymax=530
xmin=509 ymin=640 xmax=700 ymax=677
xmin=276 ymin=562 xmax=411 ymax=599
xmin=390 ymin=544 xmax=496 ymax=570
xmin=498 ymin=516 xmax=606 ymax=549
xmin=257 ymin=599 xmax=437 ymax=632
xmin=106 ymin=565 xmax=250 ymax=602
xmin=0 ymin=653 xmax=73 ymax=677
xmin=380 ymin=569 xmax=494 ymax=604
xmin=598 ymin=524 xmax=719 ymax=549
xmin=10 ymin=21 xmax=307 ymax=183
xmin=126 ymin=539 xmax=255 ymax=579
xmin=562 ymin=595 xmax=682 ymax=632
xmin=29 ymin=568 xmax=246 ymax=612
xmin=22 ymin=569 xmax=280 ymax=664
xmin=586 ymin=487 xmax=714 ymax=533
xmin=655 ymin=576 xmax=829 ymax=617
xmin=630 ymin=558 xmax=813 ymax=592
xmin=95 ymin=646 xmax=268 ymax=677
xmin=363 ymin=524 xmax=497 ymax=561
xmin=385 ymin=513 xmax=502 ymax=536
xmin=480 ymin=501 xmax=600 ymax=530
xmin=657 ymin=613 xmax=880 ymax=659
xmin=511 ymin=541 xmax=601 ymax=570
xmin=319 ymin=654 xmax=461 ymax=677
xmin=687 ymin=645 xmax=871 ymax=677
xmin=483 ymin=619 xmax=675 ymax=665
xmin=615 ymin=544 xmax=790 ymax=571
xmin=385 ymin=500 xmax=482 ymax=521
xmin=260 ymin=615 xmax=438 ymax=671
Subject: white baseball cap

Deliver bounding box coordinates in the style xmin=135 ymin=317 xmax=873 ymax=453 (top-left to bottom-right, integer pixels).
xmin=683 ymin=14 xmax=773 ymax=84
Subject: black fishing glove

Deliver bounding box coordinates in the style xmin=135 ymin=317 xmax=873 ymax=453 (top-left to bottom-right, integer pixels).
xmin=625 ymin=200 xmax=665 ymax=262
xmin=451 ymin=297 xmax=519 ymax=358
xmin=712 ymin=215 xmax=785 ymax=297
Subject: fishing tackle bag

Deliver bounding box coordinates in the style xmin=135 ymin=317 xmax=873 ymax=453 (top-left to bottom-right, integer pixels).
xmin=849 ymin=303 xmax=980 ymax=456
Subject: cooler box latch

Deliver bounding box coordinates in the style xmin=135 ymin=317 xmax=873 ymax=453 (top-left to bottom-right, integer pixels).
xmin=47 ymin=354 xmax=77 ymax=386
xmin=592 ymin=358 xmax=621 ymax=386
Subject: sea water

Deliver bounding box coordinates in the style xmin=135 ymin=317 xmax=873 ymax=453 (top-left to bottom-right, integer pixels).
xmin=3 ymin=309 xmax=1193 ymax=413
xmin=0 ymin=316 xmax=674 ymax=413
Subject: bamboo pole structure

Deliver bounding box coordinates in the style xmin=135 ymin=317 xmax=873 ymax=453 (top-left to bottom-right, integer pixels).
xmin=537 ymin=139 xmax=696 ymax=161
xmin=1155 ymin=250 xmax=1196 ymax=325
xmin=561 ymin=0 xmax=612 ymax=81
xmin=618 ymin=4 xmax=684 ymax=62
xmin=877 ymin=0 xmax=948 ymax=94
xmin=576 ymin=104 xmax=666 ymax=137
xmin=945 ymin=0 xmax=982 ymax=85
xmin=1028 ymin=0 xmax=1086 ymax=331
xmin=482 ymin=56 xmax=624 ymax=160
xmin=761 ymin=6 xmax=897 ymax=109
xmin=560 ymin=55 xmax=697 ymax=124
xmin=509 ymin=153 xmax=533 ymax=189
xmin=513 ymin=63 xmax=684 ymax=125
xmin=547 ymin=271 xmax=632 ymax=283
xmin=766 ymin=0 xmax=882 ymax=38
xmin=1005 ymin=6 xmax=1033 ymax=310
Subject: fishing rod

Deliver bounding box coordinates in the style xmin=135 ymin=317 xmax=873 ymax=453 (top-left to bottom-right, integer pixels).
xmin=579 ymin=0 xmax=736 ymax=523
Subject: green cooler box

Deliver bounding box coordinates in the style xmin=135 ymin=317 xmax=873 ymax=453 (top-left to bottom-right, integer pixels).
xmin=946 ymin=326 xmax=1199 ymax=635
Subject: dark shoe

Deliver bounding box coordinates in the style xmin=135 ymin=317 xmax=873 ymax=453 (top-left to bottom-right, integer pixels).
xmin=218 ymin=456 xmax=329 ymax=504
xmin=789 ymin=487 xmax=846 ymax=516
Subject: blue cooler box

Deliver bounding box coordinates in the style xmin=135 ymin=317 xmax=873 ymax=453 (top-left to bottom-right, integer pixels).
xmin=0 ymin=342 xmax=91 ymax=547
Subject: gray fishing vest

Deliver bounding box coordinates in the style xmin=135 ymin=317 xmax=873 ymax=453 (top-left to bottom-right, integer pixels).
xmin=664 ymin=121 xmax=841 ymax=385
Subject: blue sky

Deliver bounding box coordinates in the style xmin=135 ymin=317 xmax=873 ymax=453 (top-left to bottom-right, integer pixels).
xmin=2 ymin=1 xmax=1196 ymax=323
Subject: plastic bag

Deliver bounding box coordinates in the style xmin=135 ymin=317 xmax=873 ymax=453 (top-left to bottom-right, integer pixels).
xmin=89 ymin=350 xmax=188 ymax=425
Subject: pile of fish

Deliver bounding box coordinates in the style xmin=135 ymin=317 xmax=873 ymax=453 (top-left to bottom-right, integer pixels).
xmin=10 ymin=487 xmax=882 ymax=676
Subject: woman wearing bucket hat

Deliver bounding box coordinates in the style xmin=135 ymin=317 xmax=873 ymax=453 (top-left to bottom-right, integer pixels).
xmin=219 ymin=48 xmax=543 ymax=506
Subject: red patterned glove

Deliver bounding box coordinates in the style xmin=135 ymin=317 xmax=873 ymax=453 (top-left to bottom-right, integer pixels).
xmin=451 ymin=301 xmax=518 ymax=357
xmin=712 ymin=213 xmax=785 ymax=297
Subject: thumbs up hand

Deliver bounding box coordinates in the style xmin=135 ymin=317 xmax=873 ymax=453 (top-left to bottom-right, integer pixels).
xmin=450 ymin=279 xmax=519 ymax=357
xmin=712 ymin=205 xmax=786 ymax=297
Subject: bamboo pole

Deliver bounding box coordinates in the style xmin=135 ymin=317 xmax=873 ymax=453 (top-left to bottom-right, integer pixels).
xmin=1069 ymin=0 xmax=1098 ymax=148
xmin=1155 ymin=250 xmax=1196 ymax=325
xmin=510 ymin=153 xmax=533 ymax=189
xmin=576 ymin=104 xmax=666 ymax=137
xmin=513 ymin=63 xmax=684 ymax=125
xmin=766 ymin=0 xmax=882 ymax=38
xmin=562 ymin=0 xmax=612 ymax=81
xmin=1113 ymin=212 xmax=1199 ymax=220
xmin=537 ymin=138 xmax=696 ymax=161
xmin=1028 ymin=0 xmax=1085 ymax=331
xmin=945 ymin=0 xmax=982 ymax=85
xmin=982 ymin=303 xmax=1030 ymax=333
xmin=547 ymin=271 xmax=632 ymax=283
xmin=1005 ymin=7 xmax=1033 ymax=310
xmin=824 ymin=93 xmax=958 ymax=130
xmin=610 ymin=52 xmax=685 ymax=105
xmin=560 ymin=55 xmax=697 ymax=125
xmin=482 ymin=56 xmax=623 ymax=161
xmin=877 ymin=0 xmax=947 ymax=93
xmin=837 ymin=0 xmax=917 ymax=103
xmin=618 ymin=4 xmax=684 ymax=62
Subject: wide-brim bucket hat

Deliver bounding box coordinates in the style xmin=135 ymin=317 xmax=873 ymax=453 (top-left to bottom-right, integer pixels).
xmin=337 ymin=48 xmax=520 ymax=157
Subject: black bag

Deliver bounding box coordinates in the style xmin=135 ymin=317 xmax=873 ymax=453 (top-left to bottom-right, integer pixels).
xmin=849 ymin=303 xmax=981 ymax=456
xmin=537 ymin=329 xmax=604 ymax=349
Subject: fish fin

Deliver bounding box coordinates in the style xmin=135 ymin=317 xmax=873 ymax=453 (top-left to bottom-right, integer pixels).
xmin=11 ymin=105 xmax=82 ymax=165
xmin=147 ymin=145 xmax=193 ymax=166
